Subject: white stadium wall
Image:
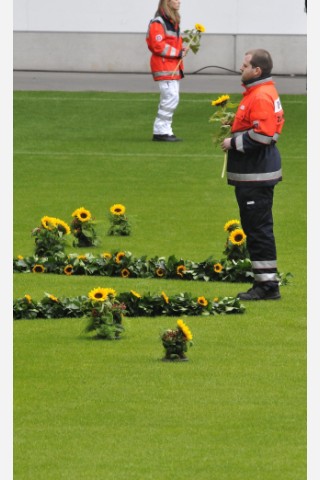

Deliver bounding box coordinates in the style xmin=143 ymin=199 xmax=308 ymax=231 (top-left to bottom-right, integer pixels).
xmin=13 ymin=0 xmax=307 ymax=75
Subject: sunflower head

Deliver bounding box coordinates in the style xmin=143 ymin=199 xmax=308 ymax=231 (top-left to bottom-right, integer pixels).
xmin=41 ymin=216 xmax=56 ymax=230
xmin=197 ymin=296 xmax=208 ymax=307
xmin=161 ymin=291 xmax=169 ymax=304
xmin=176 ymin=265 xmax=186 ymax=277
xmin=72 ymin=207 xmax=91 ymax=223
xmin=229 ymin=228 xmax=247 ymax=246
xmin=48 ymin=294 xmax=59 ymax=302
xmin=156 ymin=267 xmax=165 ymax=278
xmin=224 ymin=219 xmax=241 ymax=232
xmin=102 ymin=252 xmax=112 ymax=260
xmin=130 ymin=290 xmax=141 ymax=299
xmin=177 ymin=319 xmax=193 ymax=341
xmin=88 ymin=287 xmax=108 ymax=303
xmin=55 ymin=218 xmax=71 ymax=235
xmin=110 ymin=204 xmax=126 ymax=216
xmin=32 ymin=264 xmax=45 ymax=273
xmin=195 ymin=23 xmax=205 ymax=33
xmin=121 ymin=268 xmax=130 ymax=278
xmin=24 ymin=294 xmax=32 ymax=303
xmin=115 ymin=251 xmax=126 ymax=264
xmin=105 ymin=288 xmax=117 ymax=298
xmin=64 ymin=265 xmax=73 ymax=276
xmin=213 ymin=263 xmax=223 ymax=273
xmin=211 ymin=94 xmax=230 ymax=108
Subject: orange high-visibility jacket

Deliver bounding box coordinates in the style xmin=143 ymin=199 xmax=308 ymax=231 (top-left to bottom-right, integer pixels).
xmin=146 ymin=14 xmax=184 ymax=81
xmin=231 ymin=79 xmax=284 ymax=140
xmin=227 ymin=78 xmax=285 ymax=187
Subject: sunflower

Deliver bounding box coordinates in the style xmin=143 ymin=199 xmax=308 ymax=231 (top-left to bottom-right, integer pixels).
xmin=49 ymin=294 xmax=59 ymax=302
xmin=195 ymin=23 xmax=205 ymax=33
xmin=121 ymin=268 xmax=130 ymax=278
xmin=77 ymin=255 xmax=87 ymax=261
xmin=32 ymin=264 xmax=45 ymax=273
xmin=131 ymin=290 xmax=142 ymax=299
xmin=105 ymin=288 xmax=117 ymax=297
xmin=176 ymin=265 xmax=186 ymax=277
xmin=73 ymin=207 xmax=92 ymax=223
xmin=156 ymin=267 xmax=165 ymax=277
xmin=88 ymin=287 xmax=108 ymax=302
xmin=41 ymin=216 xmax=56 ymax=230
xmin=224 ymin=219 xmax=240 ymax=232
xmin=213 ymin=297 xmax=219 ymax=303
xmin=64 ymin=265 xmax=73 ymax=276
xmin=161 ymin=291 xmax=169 ymax=304
xmin=17 ymin=255 xmax=24 ymax=260
xmin=211 ymin=94 xmax=230 ymax=107
xmin=229 ymin=228 xmax=247 ymax=246
xmin=110 ymin=204 xmax=126 ymax=216
xmin=55 ymin=218 xmax=71 ymax=235
xmin=177 ymin=319 xmax=193 ymax=341
xmin=115 ymin=251 xmax=125 ymax=264
xmin=102 ymin=252 xmax=112 ymax=260
xmin=197 ymin=296 xmax=208 ymax=307
xmin=24 ymin=294 xmax=32 ymax=303
xmin=213 ymin=263 xmax=223 ymax=273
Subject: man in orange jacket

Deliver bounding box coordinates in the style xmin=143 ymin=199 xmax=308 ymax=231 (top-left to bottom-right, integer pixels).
xmin=146 ymin=0 xmax=187 ymax=142
xmin=221 ymin=49 xmax=285 ymax=300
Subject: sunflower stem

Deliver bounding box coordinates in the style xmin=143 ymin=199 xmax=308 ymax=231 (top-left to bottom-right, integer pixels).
xmin=221 ymin=152 xmax=227 ymax=178
xmin=171 ymin=33 xmax=197 ymax=77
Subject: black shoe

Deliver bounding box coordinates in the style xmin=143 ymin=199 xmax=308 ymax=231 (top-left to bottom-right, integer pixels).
xmin=152 ymin=134 xmax=182 ymax=142
xmin=237 ymin=284 xmax=281 ymax=301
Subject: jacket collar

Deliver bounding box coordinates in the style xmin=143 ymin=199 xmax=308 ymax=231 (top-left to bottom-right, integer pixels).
xmin=242 ymin=76 xmax=274 ymax=91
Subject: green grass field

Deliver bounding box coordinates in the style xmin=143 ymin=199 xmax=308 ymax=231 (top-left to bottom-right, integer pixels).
xmin=13 ymin=90 xmax=307 ymax=479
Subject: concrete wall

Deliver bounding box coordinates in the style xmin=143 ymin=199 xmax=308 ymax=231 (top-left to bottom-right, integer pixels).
xmin=13 ymin=32 xmax=307 ymax=75
xmin=14 ymin=0 xmax=307 ymax=35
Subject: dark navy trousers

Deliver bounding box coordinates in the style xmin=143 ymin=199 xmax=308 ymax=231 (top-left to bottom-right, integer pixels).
xmin=235 ymin=186 xmax=279 ymax=286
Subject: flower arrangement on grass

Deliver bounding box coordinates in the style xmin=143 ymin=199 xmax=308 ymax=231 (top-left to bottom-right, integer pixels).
xmin=172 ymin=23 xmax=206 ymax=77
xmin=161 ymin=319 xmax=193 ymax=361
xmin=108 ymin=203 xmax=131 ymax=236
xmin=31 ymin=216 xmax=70 ymax=256
xmin=13 ymin=219 xmax=292 ymax=285
xmin=84 ymin=287 xmax=126 ymax=339
xmin=13 ymin=290 xmax=245 ymax=320
xmin=223 ymin=219 xmax=249 ymax=261
xmin=71 ymin=207 xmax=101 ymax=248
xmin=209 ymin=94 xmax=239 ymax=177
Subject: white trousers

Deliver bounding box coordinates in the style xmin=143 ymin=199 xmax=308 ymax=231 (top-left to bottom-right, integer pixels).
xmin=153 ymin=80 xmax=180 ymax=135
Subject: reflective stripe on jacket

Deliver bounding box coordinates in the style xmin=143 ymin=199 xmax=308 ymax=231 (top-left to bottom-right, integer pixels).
xmin=227 ymin=77 xmax=285 ymax=187
xmin=146 ymin=15 xmax=183 ymax=81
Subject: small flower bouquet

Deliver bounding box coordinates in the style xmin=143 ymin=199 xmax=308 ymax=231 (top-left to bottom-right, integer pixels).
xmin=107 ymin=203 xmax=131 ymax=236
xmin=71 ymin=207 xmax=101 ymax=248
xmin=172 ymin=23 xmax=205 ymax=76
xmin=182 ymin=23 xmax=206 ymax=54
xmin=161 ymin=319 xmax=193 ymax=361
xmin=84 ymin=287 xmax=126 ymax=340
xmin=32 ymin=216 xmax=70 ymax=257
xmin=223 ymin=219 xmax=249 ymax=261
xmin=209 ymin=95 xmax=239 ymax=178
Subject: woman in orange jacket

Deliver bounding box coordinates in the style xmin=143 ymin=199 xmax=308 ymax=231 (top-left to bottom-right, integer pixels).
xmin=146 ymin=0 xmax=187 ymax=142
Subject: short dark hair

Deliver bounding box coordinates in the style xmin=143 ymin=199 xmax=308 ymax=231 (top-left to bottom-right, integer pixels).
xmin=246 ymin=49 xmax=273 ymax=76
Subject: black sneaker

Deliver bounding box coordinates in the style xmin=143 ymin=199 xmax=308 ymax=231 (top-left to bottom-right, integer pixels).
xmin=152 ymin=134 xmax=182 ymax=142
xmin=237 ymin=284 xmax=281 ymax=301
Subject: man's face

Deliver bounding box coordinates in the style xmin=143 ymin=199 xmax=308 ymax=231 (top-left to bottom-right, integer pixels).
xmin=240 ymin=54 xmax=260 ymax=83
